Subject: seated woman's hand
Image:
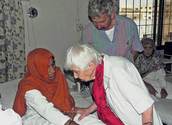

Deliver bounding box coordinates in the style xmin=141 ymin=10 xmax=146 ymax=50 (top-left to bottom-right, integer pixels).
xmin=63 ymin=107 xmax=77 ymax=120
xmin=160 ymin=88 xmax=168 ymax=98
xmin=69 ymin=121 xmax=79 ymax=125
xmin=64 ymin=119 xmax=79 ymax=125
xmin=63 ymin=109 xmax=76 ymax=120
xmin=66 ymin=112 xmax=77 ymax=120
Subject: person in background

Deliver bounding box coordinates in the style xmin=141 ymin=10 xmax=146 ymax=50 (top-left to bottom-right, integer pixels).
xmin=135 ymin=38 xmax=172 ymax=100
xmin=82 ymin=0 xmax=143 ymax=62
xmin=80 ymin=0 xmax=144 ymax=97
xmin=13 ymin=48 xmax=105 ymax=125
xmin=65 ymin=44 xmax=163 ymax=125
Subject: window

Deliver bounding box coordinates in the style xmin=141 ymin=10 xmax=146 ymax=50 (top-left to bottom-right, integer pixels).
xmin=162 ymin=0 xmax=172 ymax=44
xmin=119 ymin=0 xmax=154 ymax=39
xmin=119 ymin=0 xmax=172 ymax=46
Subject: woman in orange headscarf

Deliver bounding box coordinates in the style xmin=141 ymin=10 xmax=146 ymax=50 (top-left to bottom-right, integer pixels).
xmin=13 ymin=48 xmax=78 ymax=125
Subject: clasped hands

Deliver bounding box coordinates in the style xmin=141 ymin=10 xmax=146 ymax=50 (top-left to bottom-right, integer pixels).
xmin=64 ymin=107 xmax=90 ymax=125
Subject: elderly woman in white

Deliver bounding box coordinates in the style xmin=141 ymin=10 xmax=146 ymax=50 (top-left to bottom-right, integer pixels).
xmin=65 ymin=44 xmax=163 ymax=125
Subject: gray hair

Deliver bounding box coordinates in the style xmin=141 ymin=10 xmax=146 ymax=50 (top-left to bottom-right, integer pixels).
xmin=65 ymin=44 xmax=100 ymax=70
xmin=88 ymin=0 xmax=114 ymax=19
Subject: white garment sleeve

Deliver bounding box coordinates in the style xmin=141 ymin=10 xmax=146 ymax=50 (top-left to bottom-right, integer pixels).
xmin=25 ymin=89 xmax=70 ymax=125
xmin=112 ymin=62 xmax=154 ymax=114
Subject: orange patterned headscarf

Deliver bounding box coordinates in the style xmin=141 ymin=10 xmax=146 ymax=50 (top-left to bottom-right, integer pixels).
xmin=13 ymin=48 xmax=74 ymax=116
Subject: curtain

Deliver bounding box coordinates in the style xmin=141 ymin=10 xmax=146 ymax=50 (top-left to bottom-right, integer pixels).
xmin=0 ymin=0 xmax=25 ymax=83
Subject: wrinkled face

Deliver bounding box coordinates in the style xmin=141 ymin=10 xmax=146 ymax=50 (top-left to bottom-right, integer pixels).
xmin=72 ymin=64 xmax=96 ymax=82
xmin=143 ymin=44 xmax=154 ymax=57
xmin=48 ymin=57 xmax=56 ymax=80
xmin=91 ymin=13 xmax=114 ymax=30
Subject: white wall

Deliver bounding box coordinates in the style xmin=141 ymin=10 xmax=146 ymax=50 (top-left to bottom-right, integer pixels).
xmin=22 ymin=0 xmax=81 ymax=67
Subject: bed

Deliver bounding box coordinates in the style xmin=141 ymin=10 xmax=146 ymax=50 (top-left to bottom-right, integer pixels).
xmin=0 ymin=76 xmax=172 ymax=125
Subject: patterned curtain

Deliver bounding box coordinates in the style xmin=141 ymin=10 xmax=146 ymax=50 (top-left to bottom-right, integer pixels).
xmin=0 ymin=0 xmax=25 ymax=83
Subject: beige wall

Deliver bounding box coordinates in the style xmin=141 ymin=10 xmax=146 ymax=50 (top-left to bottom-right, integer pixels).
xmin=22 ymin=0 xmax=80 ymax=67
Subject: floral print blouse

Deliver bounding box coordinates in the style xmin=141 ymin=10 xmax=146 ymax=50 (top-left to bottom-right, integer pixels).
xmin=135 ymin=52 xmax=164 ymax=77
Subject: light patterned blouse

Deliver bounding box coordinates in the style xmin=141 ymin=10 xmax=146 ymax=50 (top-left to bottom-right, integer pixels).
xmin=135 ymin=52 xmax=164 ymax=77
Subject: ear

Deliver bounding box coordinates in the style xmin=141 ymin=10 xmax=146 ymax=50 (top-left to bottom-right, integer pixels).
xmin=88 ymin=62 xmax=96 ymax=70
xmin=111 ymin=9 xmax=115 ymax=19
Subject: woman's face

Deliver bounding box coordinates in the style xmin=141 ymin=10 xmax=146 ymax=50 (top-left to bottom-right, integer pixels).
xmin=143 ymin=44 xmax=154 ymax=57
xmin=48 ymin=58 xmax=56 ymax=80
xmin=72 ymin=63 xmax=96 ymax=82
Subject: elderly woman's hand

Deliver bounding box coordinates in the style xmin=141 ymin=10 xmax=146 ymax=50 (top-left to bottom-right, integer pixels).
xmin=75 ymin=107 xmax=90 ymax=121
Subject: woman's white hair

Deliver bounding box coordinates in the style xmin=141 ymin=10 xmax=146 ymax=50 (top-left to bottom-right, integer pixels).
xmin=65 ymin=44 xmax=100 ymax=70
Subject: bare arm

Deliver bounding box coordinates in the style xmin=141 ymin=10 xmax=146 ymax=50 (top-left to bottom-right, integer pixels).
xmin=142 ymin=105 xmax=153 ymax=125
